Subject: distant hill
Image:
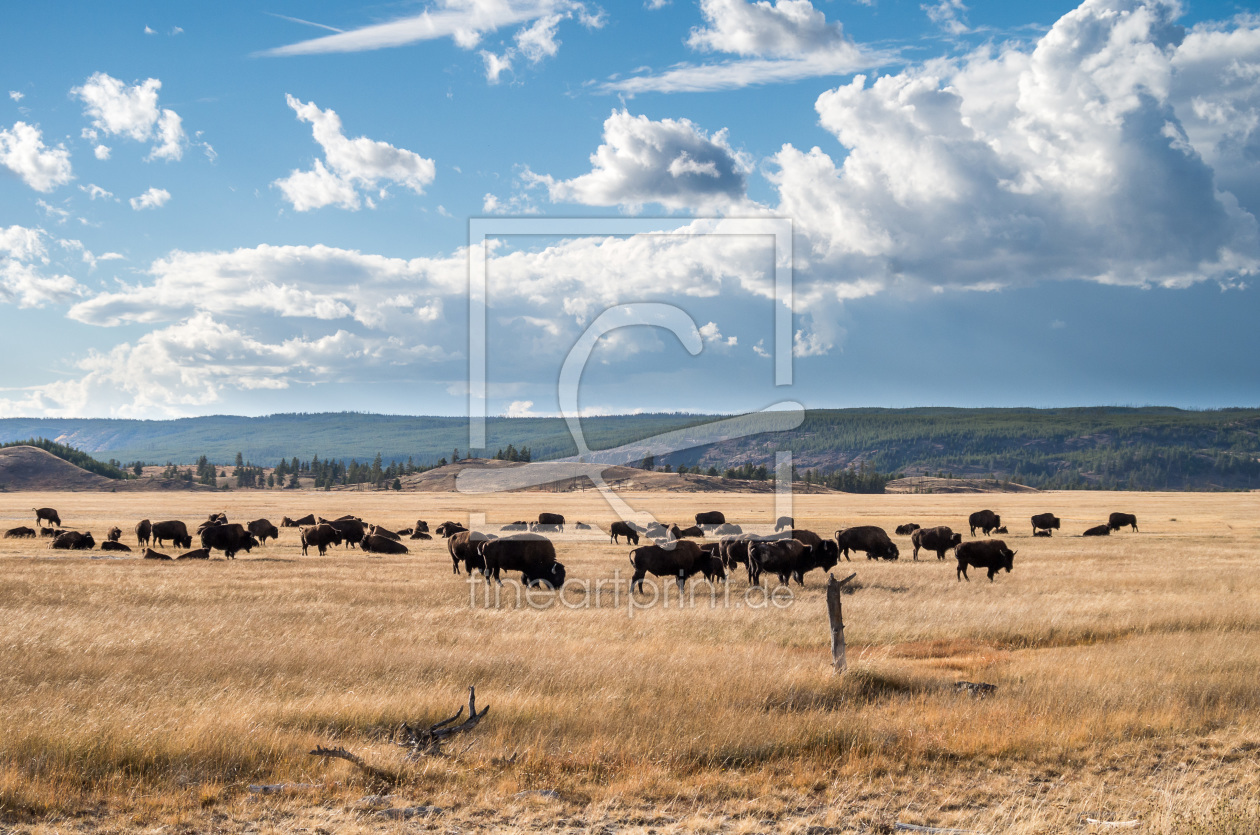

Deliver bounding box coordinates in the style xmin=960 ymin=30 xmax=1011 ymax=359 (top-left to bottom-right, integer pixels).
xmin=1 ymin=407 xmax=1258 ymax=491
xmin=0 ymin=446 xmax=214 ymax=492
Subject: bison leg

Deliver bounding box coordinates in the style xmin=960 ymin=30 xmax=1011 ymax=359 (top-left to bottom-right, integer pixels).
xmin=676 ymin=573 xmax=686 ymax=595
xmin=957 ymin=562 xmax=969 ymax=581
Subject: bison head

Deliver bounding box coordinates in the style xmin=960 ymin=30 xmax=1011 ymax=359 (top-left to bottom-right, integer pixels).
xmin=1002 ymin=549 xmax=1016 ymax=572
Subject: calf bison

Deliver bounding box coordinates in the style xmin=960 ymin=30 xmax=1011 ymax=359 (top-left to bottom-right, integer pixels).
xmin=610 ymin=521 xmax=640 ymax=545
xmin=51 ymin=531 xmax=94 ymax=550
xmin=694 ymin=511 xmax=726 ymax=526
xmin=151 ymin=520 xmax=192 ymax=549
xmin=33 ymin=507 xmax=61 ymax=528
xmin=774 ymin=516 xmax=794 ymax=532
xmin=478 ymin=534 xmax=565 ymax=588
xmin=894 ymin=523 xmax=921 ymax=536
xmin=1030 ymin=513 xmax=1060 ymax=535
xmin=248 ymin=519 xmax=280 ymax=544
xmin=1108 ymin=512 xmax=1139 ymax=532
xmin=300 ymin=524 xmax=342 ymax=556
xmin=968 ymin=510 xmax=1001 ymax=536
xmin=99 ymin=541 xmax=132 ymax=552
xmin=1083 ymin=525 xmax=1111 ymax=537
xmin=4 ymin=526 xmax=36 ymax=538
xmin=448 ymin=530 xmax=495 ymax=574
xmin=835 ymin=526 xmax=899 ymax=561
xmin=136 ymin=519 xmax=152 ymax=546
xmin=628 ymin=540 xmax=706 ymax=592
xmin=955 ymin=540 xmax=1016 ymax=582
xmin=282 ymin=514 xmax=316 ymax=527
xmin=536 ymin=512 xmax=565 ymax=530
xmin=911 ymin=526 xmax=962 ymax=561
xmin=200 ymin=523 xmax=258 ymax=559
xmin=361 ymin=533 xmax=409 ymax=554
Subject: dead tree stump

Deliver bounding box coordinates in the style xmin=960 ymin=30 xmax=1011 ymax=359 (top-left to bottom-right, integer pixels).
xmin=827 ymin=572 xmax=857 ymax=672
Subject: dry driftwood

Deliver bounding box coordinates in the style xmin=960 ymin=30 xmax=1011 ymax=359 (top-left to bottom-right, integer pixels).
xmin=309 ymin=745 xmax=400 ymax=787
xmin=394 ymin=685 xmax=489 ymax=757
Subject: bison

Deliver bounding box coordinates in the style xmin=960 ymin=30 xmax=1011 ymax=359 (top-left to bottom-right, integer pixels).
xmin=33 ymin=507 xmax=61 ymax=528
xmin=200 ymin=523 xmax=258 ymax=559
xmin=478 ymin=534 xmax=565 ymax=588
xmin=135 ymin=519 xmax=152 ymax=546
xmin=774 ymin=516 xmax=794 ymax=532
xmin=4 ymin=526 xmax=36 ymax=538
xmin=51 ymin=531 xmax=94 ymax=550
xmin=281 ymin=514 xmax=316 ymax=528
xmin=1030 ymin=513 xmax=1060 ymax=535
xmin=1033 ymin=530 xmax=1052 ymax=538
xmin=1108 ymin=512 xmax=1139 ymax=533
xmin=500 ymin=521 xmax=530 ymax=532
xmin=413 ymin=520 xmax=430 ymax=534
xmin=368 ymin=525 xmax=402 ymax=542
xmin=694 ymin=511 xmax=726 ymax=526
xmin=248 ymin=519 xmax=280 ymax=544
xmin=106 ymin=527 xmax=122 ymax=542
xmin=911 ymin=526 xmax=962 ymax=561
xmin=835 ymin=526 xmax=899 ymax=561
xmin=790 ymin=535 xmax=840 ymax=584
xmin=361 ymin=533 xmax=409 ymax=554
xmin=719 ymin=534 xmax=755 ymax=574
xmin=143 ymin=548 xmax=172 ymax=561
xmin=536 ymin=512 xmax=565 ymax=530
xmin=320 ymin=516 xmax=366 ymax=548
xmin=39 ymin=527 xmax=63 ymax=538
xmin=628 ymin=540 xmax=706 ymax=592
xmin=300 ymin=524 xmax=342 ymax=556
xmin=610 ymin=521 xmax=640 ymax=545
xmin=749 ymin=538 xmax=814 ymax=586
xmin=994 ymin=526 xmax=1009 ymax=534
xmin=895 ymin=523 xmax=921 ymax=536
xmin=1083 ymin=524 xmax=1111 ymax=537
xmin=712 ymin=523 xmax=743 ymax=536
xmin=99 ymin=541 xmax=132 ymax=552
xmin=448 ymin=530 xmax=495 ymax=574
xmin=955 ymin=540 xmax=1016 ymax=582
xmin=436 ymin=521 xmax=468 ymax=538
xmin=968 ymin=510 xmax=1002 ymax=536
xmin=668 ymin=524 xmax=705 ymax=539
xmin=177 ymin=548 xmax=210 ymax=560
xmin=151 ymin=520 xmax=192 ymax=549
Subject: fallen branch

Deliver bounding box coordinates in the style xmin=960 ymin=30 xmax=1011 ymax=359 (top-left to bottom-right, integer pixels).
xmin=394 ymin=685 xmax=489 ymax=757
xmin=894 ymin=823 xmax=985 ymax=834
xmin=1083 ymin=818 xmax=1140 ymax=828
xmin=308 ymin=745 xmax=400 ymax=787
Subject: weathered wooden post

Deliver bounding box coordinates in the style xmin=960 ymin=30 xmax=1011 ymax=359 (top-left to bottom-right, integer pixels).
xmin=827 ymin=572 xmax=857 ymax=672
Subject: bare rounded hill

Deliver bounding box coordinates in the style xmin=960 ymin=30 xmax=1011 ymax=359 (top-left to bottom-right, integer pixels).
xmin=0 ymin=446 xmax=213 ymax=492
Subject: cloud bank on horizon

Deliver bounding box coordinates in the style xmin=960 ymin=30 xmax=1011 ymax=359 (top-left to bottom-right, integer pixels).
xmin=2 ymin=0 xmax=1259 ymax=421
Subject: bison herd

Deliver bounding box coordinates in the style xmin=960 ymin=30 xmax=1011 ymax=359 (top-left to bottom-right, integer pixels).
xmin=2 ymin=505 xmax=1142 ymax=588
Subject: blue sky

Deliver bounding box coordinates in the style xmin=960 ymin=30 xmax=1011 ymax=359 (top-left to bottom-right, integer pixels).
xmin=2 ymin=0 xmax=1259 ymax=421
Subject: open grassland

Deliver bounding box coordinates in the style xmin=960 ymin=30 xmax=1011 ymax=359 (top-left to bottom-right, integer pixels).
xmin=1 ymin=490 xmax=1258 ymax=833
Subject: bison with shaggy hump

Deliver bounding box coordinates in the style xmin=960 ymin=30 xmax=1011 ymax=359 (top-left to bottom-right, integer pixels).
xmin=200 ymin=523 xmax=258 ymax=559
xmin=1030 ymin=513 xmax=1060 ymax=535
xmin=51 ymin=531 xmax=94 ymax=550
xmin=281 ymin=514 xmax=316 ymax=528
xmin=694 ymin=510 xmax=726 ymax=526
xmin=248 ymin=519 xmax=280 ymax=544
xmin=368 ymin=525 xmax=402 ymax=542
xmin=436 ymin=521 xmax=468 ymax=538
xmin=1108 ymin=512 xmax=1139 ymax=532
xmin=151 ymin=520 xmax=192 ymax=549
xmin=447 ymin=530 xmax=495 ymax=574
xmin=912 ymin=526 xmax=962 ymax=561
xmin=610 ymin=521 xmax=640 ymax=545
xmin=135 ymin=519 xmax=152 ymax=546
xmin=968 ymin=510 xmax=1002 ymax=536
xmin=319 ymin=517 xmax=366 ymax=548
xmin=627 ymin=540 xmax=706 ymax=593
xmin=1083 ymin=524 xmax=1111 ymax=537
xmin=361 ymin=533 xmax=409 ymax=554
xmin=789 ymin=535 xmax=839 ymax=584
xmin=955 ymin=540 xmax=1016 ymax=582
xmin=33 ymin=507 xmax=61 ymax=528
xmin=106 ymin=527 xmax=122 ymax=542
xmin=536 ymin=512 xmax=565 ymax=531
xmin=4 ymin=526 xmax=37 ymax=539
xmin=835 ymin=526 xmax=899 ymax=561
xmin=300 ymin=524 xmax=342 ymax=556
xmin=478 ymin=534 xmax=565 ymax=588
xmin=748 ymin=538 xmax=815 ymax=586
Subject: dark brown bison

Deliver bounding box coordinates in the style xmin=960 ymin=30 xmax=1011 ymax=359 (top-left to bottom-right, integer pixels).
xmin=320 ymin=516 xmax=366 ymax=548
xmin=993 ymin=526 xmax=1009 ymax=534
xmin=368 ymin=525 xmax=401 ymax=542
xmin=1031 ymin=513 xmax=1060 ymax=535
xmin=610 ymin=521 xmax=640 ymax=545
xmin=911 ymin=526 xmax=962 ymax=561
xmin=955 ymin=540 xmax=1016 ymax=582
xmin=436 ymin=521 xmax=468 ymax=538
xmin=281 ymin=514 xmax=316 ymax=527
xmin=361 ymin=533 xmax=409 ymax=554
xmin=300 ymin=524 xmax=342 ymax=556
xmin=835 ymin=526 xmax=899 ymax=561
xmin=143 ymin=548 xmax=172 ymax=561
xmin=712 ymin=523 xmax=743 ymax=536
xmin=501 ymin=521 xmax=530 ymax=531
xmin=40 ymin=527 xmax=63 ymax=538
xmin=478 ymin=534 xmax=565 ymax=587
xmin=151 ymin=520 xmax=192 ymax=549
xmin=774 ymin=516 xmax=794 ymax=532
xmin=968 ymin=510 xmax=1002 ymax=536
xmin=894 ymin=523 xmax=921 ymax=536
xmin=200 ymin=523 xmax=257 ymax=559
xmin=1108 ymin=512 xmax=1139 ymax=532
xmin=537 ymin=512 xmax=565 ymax=530
xmin=413 ymin=520 xmax=430 ymax=534
xmin=1033 ymin=530 xmax=1052 ymax=537
xmin=177 ymin=548 xmax=210 ymax=560
xmin=447 ymin=530 xmax=495 ymax=574
xmin=100 ymin=541 xmax=132 ymax=552
xmin=410 ymin=531 xmax=432 ymax=540
xmin=669 ymin=524 xmax=705 ymax=539
xmin=719 ymin=534 xmax=755 ymax=574
xmin=628 ymin=540 xmax=706 ymax=592
xmin=749 ymin=538 xmax=814 ymax=586
xmin=790 ymin=534 xmax=840 ymax=583
xmin=694 ymin=511 xmax=726 ymax=526
xmin=248 ymin=519 xmax=280 ymax=544
xmin=106 ymin=527 xmax=122 ymax=542
xmin=4 ymin=526 xmax=36 ymax=538
xmin=33 ymin=507 xmax=61 ymax=528
xmin=1082 ymin=524 xmax=1111 ymax=537
xmin=51 ymin=531 xmax=94 ymax=550
xmin=135 ymin=519 xmax=152 ymax=546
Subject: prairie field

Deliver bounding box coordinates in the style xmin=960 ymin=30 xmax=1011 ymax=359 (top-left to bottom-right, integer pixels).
xmin=1 ymin=489 xmax=1259 ymax=834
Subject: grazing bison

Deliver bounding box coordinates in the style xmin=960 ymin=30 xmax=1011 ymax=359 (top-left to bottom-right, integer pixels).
xmin=300 ymin=524 xmax=342 ymax=556
xmin=51 ymin=531 xmax=94 ymax=550
xmin=448 ymin=530 xmax=495 ymax=574
xmin=610 ymin=521 xmax=640 ymax=545
xmin=106 ymin=527 xmax=122 ymax=542
xmin=281 ymin=514 xmax=316 ymax=528
xmin=200 ymin=523 xmax=257 ymax=559
xmin=968 ymin=510 xmax=1002 ymax=536
xmin=774 ymin=516 xmax=794 ymax=532
xmin=1083 ymin=524 xmax=1111 ymax=537
xmin=669 ymin=524 xmax=705 ymax=539
xmin=911 ymin=526 xmax=962 ymax=561
xmin=1108 ymin=512 xmax=1139 ymax=532
xmin=955 ymin=540 xmax=1016 ymax=582
xmin=694 ymin=511 xmax=726 ymax=526
xmin=478 ymin=534 xmax=565 ymax=588
xmin=436 ymin=521 xmax=468 ymax=538
xmin=628 ymin=540 xmax=706 ymax=592
xmin=143 ymin=548 xmax=172 ymax=561
xmin=151 ymin=520 xmax=192 ymax=549
xmin=712 ymin=523 xmax=743 ymax=536
xmin=895 ymin=523 xmax=921 ymax=536
xmin=33 ymin=507 xmax=61 ymax=528
xmin=320 ymin=517 xmax=366 ymax=548
xmin=135 ymin=519 xmax=152 ymax=546
xmin=177 ymin=548 xmax=210 ymax=560
xmin=100 ymin=541 xmax=132 ymax=552
xmin=1033 ymin=530 xmax=1052 ymax=538
xmin=362 ymin=533 xmax=409 ymax=554
xmin=537 ymin=512 xmax=565 ymax=530
xmin=248 ymin=519 xmax=280 ymax=544
xmin=749 ymin=539 xmax=814 ymax=586
xmin=4 ymin=526 xmax=36 ymax=538
xmin=835 ymin=526 xmax=899 ymax=561
xmin=1030 ymin=513 xmax=1060 ymax=535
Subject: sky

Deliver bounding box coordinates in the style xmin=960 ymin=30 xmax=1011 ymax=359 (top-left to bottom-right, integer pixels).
xmin=2 ymin=0 xmax=1260 ymax=423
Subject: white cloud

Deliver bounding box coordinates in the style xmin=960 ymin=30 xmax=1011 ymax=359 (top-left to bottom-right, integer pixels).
xmin=0 ymin=225 xmax=84 ymax=308
xmin=525 ymin=110 xmax=751 ymax=211
xmin=144 ymin=25 xmax=156 ymax=35
xmin=645 ymin=0 xmax=670 ymax=8
xmin=0 ymin=121 xmax=73 ymax=192
xmin=923 ymin=0 xmax=969 ymax=35
xmin=94 ymin=144 xmax=111 ymax=160
xmin=79 ymin=183 xmax=114 ymax=200
xmin=72 ymin=73 xmax=187 ymax=161
xmin=480 ymin=49 xmax=514 ymax=83
xmin=506 ymin=399 xmax=538 ymax=417
xmin=8 ymin=91 xmax=23 ymax=102
xmin=699 ymin=321 xmax=738 ymax=347
xmin=273 ymin=95 xmax=435 ymax=211
xmin=129 ymin=187 xmax=171 ymax=210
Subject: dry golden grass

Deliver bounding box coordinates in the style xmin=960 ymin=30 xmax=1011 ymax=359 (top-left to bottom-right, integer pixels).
xmin=1 ymin=489 xmax=1259 ymax=833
